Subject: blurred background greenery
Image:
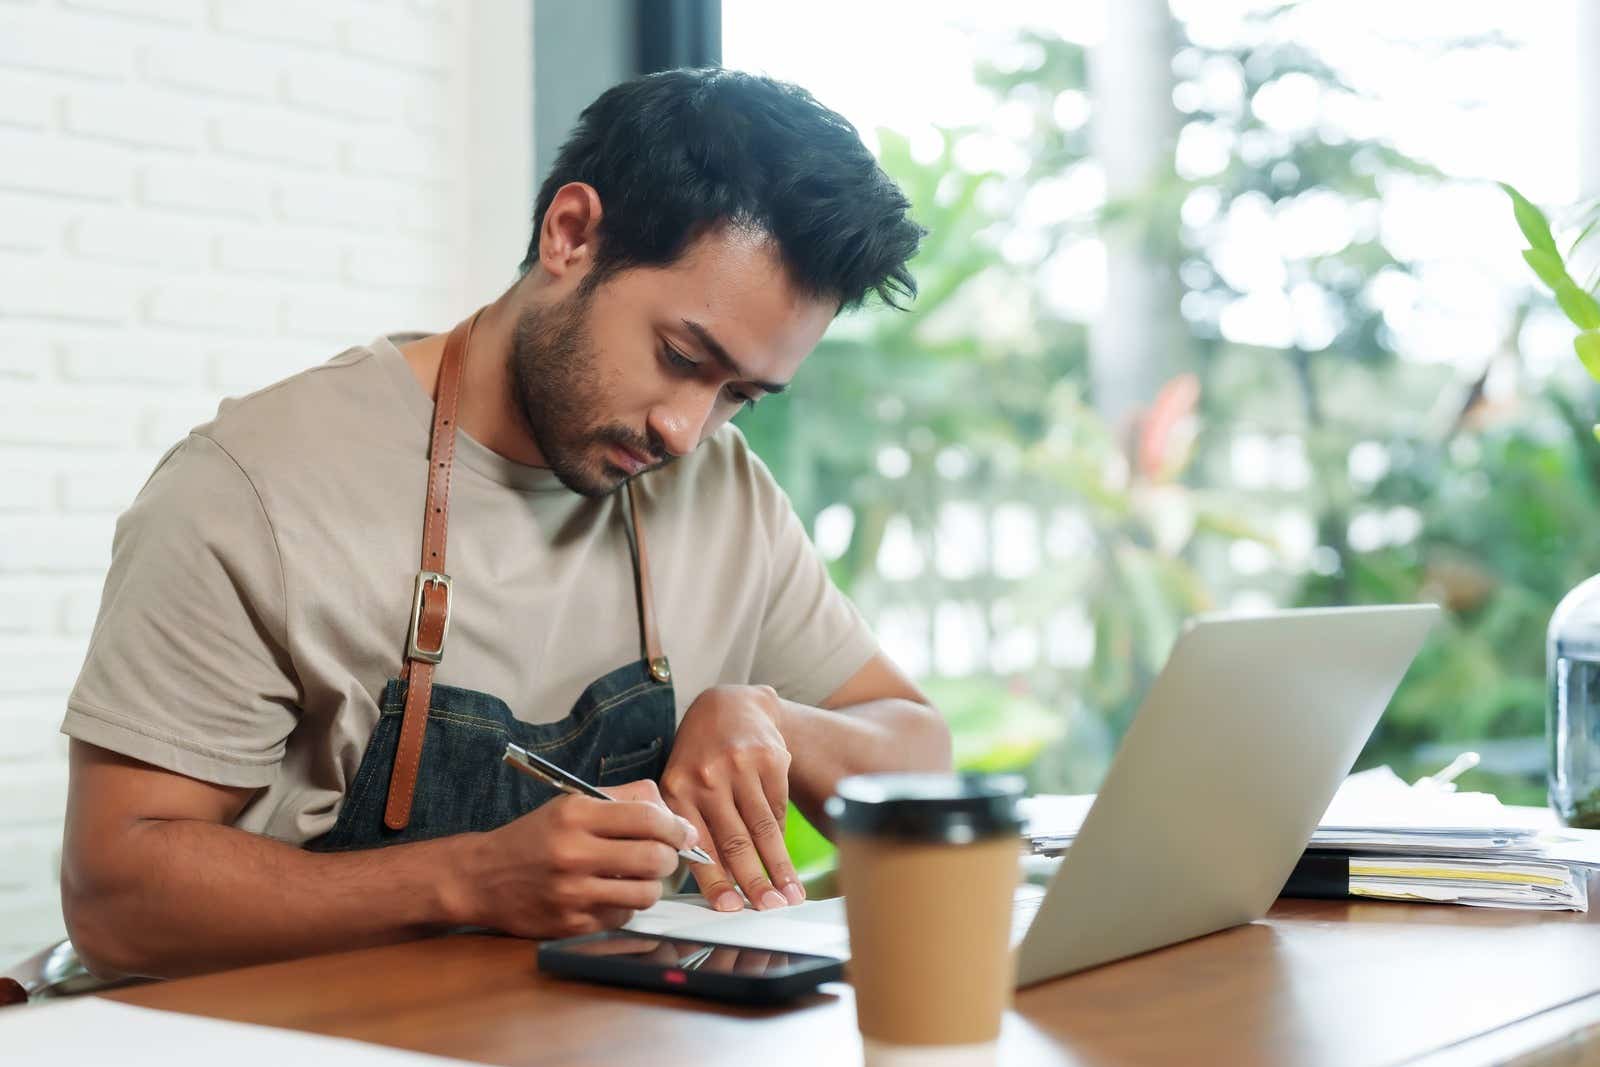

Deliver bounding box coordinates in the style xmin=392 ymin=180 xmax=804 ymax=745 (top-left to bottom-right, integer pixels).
xmin=722 ymin=2 xmax=1600 ymax=866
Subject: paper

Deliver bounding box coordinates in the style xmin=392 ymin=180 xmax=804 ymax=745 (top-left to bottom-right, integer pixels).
xmin=1319 ymin=766 xmax=1520 ymax=829
xmin=1535 ymin=827 xmax=1600 ymax=869
xmin=623 ymin=886 xmax=1048 ymax=960
xmin=1344 ymin=855 xmax=1588 ymax=910
xmin=1018 ymin=767 xmax=1592 ymax=912
xmin=1020 ymin=767 xmax=1557 ymax=854
xmin=623 ymin=895 xmax=853 ymax=958
xmin=0 ymin=998 xmax=476 ymax=1065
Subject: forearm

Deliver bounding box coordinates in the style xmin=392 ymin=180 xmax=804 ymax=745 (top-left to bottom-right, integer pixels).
xmin=777 ymin=696 xmax=952 ymax=830
xmin=62 ymin=818 xmax=482 ymax=980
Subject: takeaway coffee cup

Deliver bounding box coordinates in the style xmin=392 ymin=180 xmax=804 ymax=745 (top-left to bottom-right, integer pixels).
xmin=826 ymin=773 xmax=1025 ymax=1064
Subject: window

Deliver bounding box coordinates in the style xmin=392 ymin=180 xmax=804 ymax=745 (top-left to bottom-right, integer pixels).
xmin=726 ymin=0 xmax=1594 ymax=803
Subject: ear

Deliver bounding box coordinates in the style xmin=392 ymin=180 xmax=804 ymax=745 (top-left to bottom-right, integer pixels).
xmin=537 ymin=182 xmax=604 ymax=282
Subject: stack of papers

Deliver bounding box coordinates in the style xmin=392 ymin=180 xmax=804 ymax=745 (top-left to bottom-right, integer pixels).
xmin=1020 ymin=767 xmax=1597 ymax=912
xmin=1314 ymin=766 xmax=1548 ymax=852
xmin=1333 ymin=855 xmax=1583 ymax=910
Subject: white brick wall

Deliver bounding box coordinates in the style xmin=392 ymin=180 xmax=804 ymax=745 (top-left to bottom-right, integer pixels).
xmin=0 ymin=0 xmax=533 ymax=966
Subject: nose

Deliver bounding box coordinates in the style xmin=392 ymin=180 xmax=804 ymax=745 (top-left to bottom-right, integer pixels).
xmin=647 ymin=389 xmax=718 ymax=458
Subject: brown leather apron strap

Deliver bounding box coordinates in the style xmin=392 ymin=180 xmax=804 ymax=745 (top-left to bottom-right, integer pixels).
xmin=384 ymin=310 xmax=478 ymax=831
xmin=624 ymin=480 xmax=671 ymax=685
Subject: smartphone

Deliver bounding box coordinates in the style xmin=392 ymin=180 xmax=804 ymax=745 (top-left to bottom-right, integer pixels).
xmin=537 ymin=930 xmax=844 ymax=1005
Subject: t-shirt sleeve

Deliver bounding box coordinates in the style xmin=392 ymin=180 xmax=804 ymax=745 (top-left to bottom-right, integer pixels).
xmin=62 ymin=433 xmax=299 ymax=788
xmin=744 ymin=447 xmax=880 ymax=708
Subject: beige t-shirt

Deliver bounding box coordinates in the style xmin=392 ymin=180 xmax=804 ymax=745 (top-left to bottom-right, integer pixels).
xmin=62 ymin=336 xmax=878 ymax=845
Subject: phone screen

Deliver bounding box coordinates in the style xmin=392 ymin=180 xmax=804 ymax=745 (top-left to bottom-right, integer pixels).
xmin=551 ymin=932 xmax=827 ymax=978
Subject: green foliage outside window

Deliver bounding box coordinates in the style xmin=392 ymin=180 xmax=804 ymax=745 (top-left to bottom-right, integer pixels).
xmin=774 ymin=13 xmax=1600 ymax=871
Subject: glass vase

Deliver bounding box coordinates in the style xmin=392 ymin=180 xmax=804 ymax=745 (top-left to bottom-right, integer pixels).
xmin=1549 ymin=573 xmax=1600 ymax=828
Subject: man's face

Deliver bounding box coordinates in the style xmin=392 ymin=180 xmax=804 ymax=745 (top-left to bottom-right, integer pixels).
xmin=508 ymin=226 xmax=834 ymax=497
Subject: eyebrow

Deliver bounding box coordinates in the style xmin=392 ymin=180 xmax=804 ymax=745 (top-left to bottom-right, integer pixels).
xmin=679 ymin=319 xmax=790 ymax=395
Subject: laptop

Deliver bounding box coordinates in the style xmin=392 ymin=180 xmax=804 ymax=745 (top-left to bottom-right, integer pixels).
xmin=1010 ymin=603 xmax=1437 ymax=984
xmin=624 ymin=604 xmax=1440 ymax=986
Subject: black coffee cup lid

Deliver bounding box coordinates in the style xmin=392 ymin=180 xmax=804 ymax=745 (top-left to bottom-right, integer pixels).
xmin=825 ymin=772 xmax=1025 ymax=844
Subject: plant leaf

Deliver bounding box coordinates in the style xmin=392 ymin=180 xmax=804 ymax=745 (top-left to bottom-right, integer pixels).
xmin=1501 ymin=182 xmax=1559 ymax=257
xmin=1576 ymin=330 xmax=1600 ymax=382
xmin=1568 ymin=201 xmax=1600 ymax=258
xmin=1555 ymin=282 xmax=1600 ymax=330
xmin=1522 ymin=247 xmax=1572 ymax=291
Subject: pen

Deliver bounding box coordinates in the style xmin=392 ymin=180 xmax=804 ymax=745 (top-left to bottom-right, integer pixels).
xmin=502 ymin=742 xmax=713 ymax=865
xmin=675 ymin=943 xmax=716 ymax=970
xmin=1414 ymin=751 xmax=1480 ymax=791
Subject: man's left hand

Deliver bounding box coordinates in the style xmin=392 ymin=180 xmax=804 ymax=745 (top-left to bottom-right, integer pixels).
xmin=659 ymin=684 xmax=804 ymax=912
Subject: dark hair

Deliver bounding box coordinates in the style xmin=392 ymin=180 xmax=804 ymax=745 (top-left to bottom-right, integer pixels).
xmin=523 ymin=68 xmax=924 ymax=312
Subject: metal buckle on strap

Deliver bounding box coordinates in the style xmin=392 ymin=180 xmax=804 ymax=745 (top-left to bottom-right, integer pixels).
xmin=407 ymin=571 xmax=452 ymax=664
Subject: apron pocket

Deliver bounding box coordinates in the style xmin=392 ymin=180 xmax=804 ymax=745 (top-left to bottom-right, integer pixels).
xmin=596 ymin=736 xmax=665 ymax=785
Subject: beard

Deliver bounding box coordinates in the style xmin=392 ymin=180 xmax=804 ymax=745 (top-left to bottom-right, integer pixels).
xmin=507 ymin=285 xmax=668 ymax=498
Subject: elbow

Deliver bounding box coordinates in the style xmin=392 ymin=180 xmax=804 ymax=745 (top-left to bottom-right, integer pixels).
xmin=60 ymin=891 xmax=122 ymax=981
xmin=60 ymin=859 xmax=146 ymax=980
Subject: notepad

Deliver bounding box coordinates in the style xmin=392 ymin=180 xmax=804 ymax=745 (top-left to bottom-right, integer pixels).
xmin=623 ymin=885 xmax=1048 ymax=961
xmin=623 ymin=895 xmax=854 ymax=958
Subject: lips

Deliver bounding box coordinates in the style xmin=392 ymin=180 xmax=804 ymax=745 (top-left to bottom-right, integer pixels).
xmin=609 ymin=444 xmax=653 ymax=476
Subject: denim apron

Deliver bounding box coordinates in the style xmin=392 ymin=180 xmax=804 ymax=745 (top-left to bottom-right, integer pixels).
xmin=308 ymin=311 xmax=676 ymax=852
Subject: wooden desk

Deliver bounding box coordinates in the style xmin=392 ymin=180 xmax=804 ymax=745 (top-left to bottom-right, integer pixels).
xmin=104 ymin=880 xmax=1600 ymax=1067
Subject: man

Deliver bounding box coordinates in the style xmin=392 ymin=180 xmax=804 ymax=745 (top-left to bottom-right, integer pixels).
xmin=58 ymin=68 xmax=950 ymax=979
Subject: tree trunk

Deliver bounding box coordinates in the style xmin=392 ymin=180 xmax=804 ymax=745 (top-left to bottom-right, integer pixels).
xmin=1087 ymin=0 xmax=1190 ymax=430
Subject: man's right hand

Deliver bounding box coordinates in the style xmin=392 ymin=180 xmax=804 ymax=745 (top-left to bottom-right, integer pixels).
xmin=61 ymin=743 xmax=697 ymax=978
xmin=463 ymin=779 xmax=698 ymax=939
